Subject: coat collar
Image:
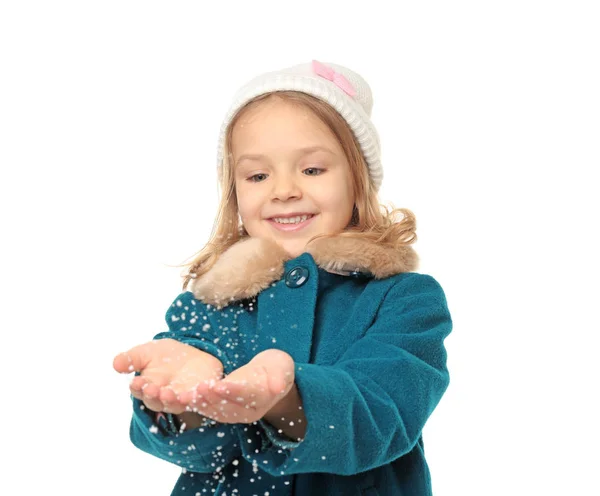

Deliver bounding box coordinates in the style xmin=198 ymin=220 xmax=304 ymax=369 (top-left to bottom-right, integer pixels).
xmin=189 ymin=235 xmax=418 ymax=308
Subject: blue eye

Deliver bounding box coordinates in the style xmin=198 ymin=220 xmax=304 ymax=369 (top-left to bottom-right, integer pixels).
xmin=304 ymin=167 xmax=324 ymax=176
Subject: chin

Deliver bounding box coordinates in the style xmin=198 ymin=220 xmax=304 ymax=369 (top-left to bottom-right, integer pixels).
xmin=279 ymin=240 xmax=307 ymax=258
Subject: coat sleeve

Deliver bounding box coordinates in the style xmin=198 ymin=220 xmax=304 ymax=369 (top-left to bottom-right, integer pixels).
xmin=128 ymin=292 xmax=241 ymax=473
xmin=129 ymin=396 xmax=239 ymax=473
xmin=237 ymin=273 xmax=452 ymax=476
xmin=154 ymin=291 xmax=236 ymax=371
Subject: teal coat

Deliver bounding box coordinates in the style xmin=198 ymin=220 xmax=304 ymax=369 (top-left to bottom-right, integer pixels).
xmin=128 ymin=236 xmax=452 ymax=495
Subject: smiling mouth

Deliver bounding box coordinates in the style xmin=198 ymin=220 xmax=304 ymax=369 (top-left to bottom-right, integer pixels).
xmin=269 ymin=214 xmax=315 ymax=224
xmin=266 ymin=214 xmax=316 ymax=232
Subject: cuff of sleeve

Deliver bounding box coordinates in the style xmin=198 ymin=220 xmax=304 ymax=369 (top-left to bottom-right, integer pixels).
xmin=136 ymin=403 xmax=220 ymax=437
xmin=153 ymin=410 xmax=179 ymax=435
xmin=165 ymin=412 xmax=218 ymax=432
xmin=130 ymin=397 xmax=237 ymax=471
xmin=258 ymin=419 xmax=302 ymax=450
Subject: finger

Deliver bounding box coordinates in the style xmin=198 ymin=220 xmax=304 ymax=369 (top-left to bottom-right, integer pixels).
xmin=214 ymin=364 xmax=274 ymax=400
xmin=142 ymin=397 xmax=164 ymax=413
xmin=194 ymin=381 xmax=225 ymax=412
xmin=130 ymin=375 xmax=147 ymax=392
xmin=212 ymin=366 xmax=292 ymax=423
xmin=213 ymin=378 xmax=251 ymax=399
xmin=133 ymin=375 xmax=172 ymax=395
xmin=177 ymin=388 xmax=199 ymax=406
xmin=186 ymin=377 xmax=271 ymax=424
xmin=210 ymin=390 xmax=263 ymax=424
xmin=143 ymin=382 xmax=161 ymax=400
xmin=214 ymin=379 xmax=271 ymax=414
xmin=178 ymin=380 xmax=233 ymax=421
xmin=158 ymin=387 xmax=187 ymax=415
xmin=159 ymin=387 xmax=178 ymax=404
xmin=113 ymin=352 xmax=136 ymax=374
xmin=142 ymin=383 xmax=164 ymax=413
xmin=181 ymin=377 xmax=223 ymax=405
xmin=175 ymin=389 xmax=218 ymax=420
xmin=214 ymin=375 xmax=277 ymax=420
xmin=129 ymin=376 xmax=147 ymax=400
xmin=113 ymin=342 xmax=154 ymax=374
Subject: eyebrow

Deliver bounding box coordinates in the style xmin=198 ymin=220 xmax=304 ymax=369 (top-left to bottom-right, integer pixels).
xmin=236 ymin=146 xmax=335 ymax=166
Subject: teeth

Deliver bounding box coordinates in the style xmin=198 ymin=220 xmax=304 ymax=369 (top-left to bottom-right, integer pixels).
xmin=272 ymin=215 xmax=311 ymax=224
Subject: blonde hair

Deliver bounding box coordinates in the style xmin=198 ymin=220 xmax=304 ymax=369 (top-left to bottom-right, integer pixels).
xmin=177 ymin=91 xmax=416 ymax=291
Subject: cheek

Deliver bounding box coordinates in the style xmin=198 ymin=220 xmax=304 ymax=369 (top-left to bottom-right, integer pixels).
xmin=321 ymin=189 xmax=354 ymax=225
xmin=319 ymin=182 xmax=353 ymax=210
xmin=236 ymin=185 xmax=261 ymax=220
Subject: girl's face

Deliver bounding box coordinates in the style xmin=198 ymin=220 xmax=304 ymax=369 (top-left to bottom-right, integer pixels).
xmin=232 ymin=98 xmax=355 ymax=258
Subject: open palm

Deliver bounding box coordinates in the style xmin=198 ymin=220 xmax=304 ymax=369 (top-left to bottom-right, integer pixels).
xmin=182 ymin=348 xmax=296 ymax=424
xmin=113 ymin=338 xmax=224 ymax=414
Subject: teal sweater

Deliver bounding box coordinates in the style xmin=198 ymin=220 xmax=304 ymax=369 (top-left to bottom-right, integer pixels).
xmin=129 ymin=252 xmax=452 ymax=495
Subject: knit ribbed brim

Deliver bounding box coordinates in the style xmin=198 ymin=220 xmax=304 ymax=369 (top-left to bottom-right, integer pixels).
xmin=215 ymin=61 xmax=383 ymax=191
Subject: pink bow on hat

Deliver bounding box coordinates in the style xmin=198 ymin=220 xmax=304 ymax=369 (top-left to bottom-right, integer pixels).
xmin=312 ymin=60 xmax=356 ymax=97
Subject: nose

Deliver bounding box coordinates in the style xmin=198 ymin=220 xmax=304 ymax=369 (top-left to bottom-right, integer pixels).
xmin=272 ymin=172 xmax=302 ymax=202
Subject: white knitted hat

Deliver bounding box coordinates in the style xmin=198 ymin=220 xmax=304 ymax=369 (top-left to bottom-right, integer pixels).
xmin=216 ymin=60 xmax=383 ymax=191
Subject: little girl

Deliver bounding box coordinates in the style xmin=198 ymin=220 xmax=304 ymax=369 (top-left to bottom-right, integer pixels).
xmin=114 ymin=60 xmax=452 ymax=496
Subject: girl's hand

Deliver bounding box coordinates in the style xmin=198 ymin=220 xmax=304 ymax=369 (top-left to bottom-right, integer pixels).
xmin=113 ymin=338 xmax=224 ymax=415
xmin=181 ymin=348 xmax=296 ymax=425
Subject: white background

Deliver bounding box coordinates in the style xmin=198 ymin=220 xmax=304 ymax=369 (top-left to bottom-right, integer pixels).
xmin=1 ymin=1 xmax=599 ymax=494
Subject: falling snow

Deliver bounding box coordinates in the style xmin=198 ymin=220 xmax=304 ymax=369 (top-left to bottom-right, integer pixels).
xmin=134 ymin=286 xmax=338 ymax=492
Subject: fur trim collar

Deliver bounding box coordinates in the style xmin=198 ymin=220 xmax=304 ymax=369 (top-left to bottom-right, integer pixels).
xmin=189 ymin=236 xmax=418 ymax=308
